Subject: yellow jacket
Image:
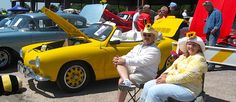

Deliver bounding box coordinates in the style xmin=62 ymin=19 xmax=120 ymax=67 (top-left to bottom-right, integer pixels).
xmin=164 ymin=53 xmax=208 ymax=97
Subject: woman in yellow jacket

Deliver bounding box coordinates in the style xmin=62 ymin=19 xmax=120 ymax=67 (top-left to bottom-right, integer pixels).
xmin=141 ymin=31 xmax=208 ymax=102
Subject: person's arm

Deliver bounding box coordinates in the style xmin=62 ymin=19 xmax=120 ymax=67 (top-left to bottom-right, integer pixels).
xmin=165 ymin=56 xmax=207 ymax=84
xmin=211 ymin=10 xmax=223 ymax=34
xmin=134 ymin=21 xmax=139 ymax=30
xmin=146 ymin=14 xmax=152 ymax=24
xmin=133 ymin=13 xmax=139 ymax=31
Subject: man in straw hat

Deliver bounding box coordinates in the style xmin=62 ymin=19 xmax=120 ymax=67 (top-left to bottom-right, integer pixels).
xmin=203 ymin=0 xmax=222 ymax=71
xmin=141 ymin=31 xmax=208 ymax=102
xmin=113 ymin=24 xmax=161 ymax=102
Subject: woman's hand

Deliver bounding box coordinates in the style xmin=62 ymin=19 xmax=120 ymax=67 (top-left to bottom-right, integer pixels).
xmin=156 ymin=73 xmax=167 ymax=84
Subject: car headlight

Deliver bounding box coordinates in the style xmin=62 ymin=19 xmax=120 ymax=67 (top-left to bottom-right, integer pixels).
xmin=35 ymin=56 xmax=40 ymax=68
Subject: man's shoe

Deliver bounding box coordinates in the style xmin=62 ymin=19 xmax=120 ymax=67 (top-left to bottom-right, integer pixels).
xmin=118 ymin=80 xmax=136 ymax=91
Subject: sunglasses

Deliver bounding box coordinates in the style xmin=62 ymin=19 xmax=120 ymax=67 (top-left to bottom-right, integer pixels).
xmin=143 ymin=33 xmax=153 ymax=37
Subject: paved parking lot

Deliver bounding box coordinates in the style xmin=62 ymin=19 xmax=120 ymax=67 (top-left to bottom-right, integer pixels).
xmin=1 ymin=65 xmax=236 ymax=102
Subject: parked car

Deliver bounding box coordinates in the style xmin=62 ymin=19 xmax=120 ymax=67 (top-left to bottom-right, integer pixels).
xmin=18 ymin=7 xmax=183 ymax=92
xmin=103 ymin=9 xmax=135 ymax=32
xmin=0 ymin=12 xmax=86 ymax=70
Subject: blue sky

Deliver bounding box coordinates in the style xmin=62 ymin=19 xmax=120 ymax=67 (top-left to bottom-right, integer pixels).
xmin=1 ymin=0 xmax=11 ymax=10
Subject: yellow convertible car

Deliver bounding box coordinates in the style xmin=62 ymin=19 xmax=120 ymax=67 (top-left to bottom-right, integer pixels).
xmin=18 ymin=6 xmax=186 ymax=92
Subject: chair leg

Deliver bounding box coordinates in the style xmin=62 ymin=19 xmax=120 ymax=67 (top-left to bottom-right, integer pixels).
xmin=127 ymin=88 xmax=142 ymax=102
xmin=128 ymin=89 xmax=136 ymax=102
xmin=193 ymin=93 xmax=206 ymax=102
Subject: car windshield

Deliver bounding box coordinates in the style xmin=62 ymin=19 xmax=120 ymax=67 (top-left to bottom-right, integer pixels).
xmin=82 ymin=23 xmax=113 ymax=41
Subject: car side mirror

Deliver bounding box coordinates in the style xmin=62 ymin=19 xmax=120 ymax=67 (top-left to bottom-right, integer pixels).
xmin=110 ymin=40 xmax=120 ymax=44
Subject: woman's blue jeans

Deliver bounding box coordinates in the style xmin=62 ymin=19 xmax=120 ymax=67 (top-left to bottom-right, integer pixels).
xmin=140 ymin=80 xmax=195 ymax=102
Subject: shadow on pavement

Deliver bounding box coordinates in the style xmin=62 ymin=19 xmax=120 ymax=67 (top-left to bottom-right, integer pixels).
xmin=0 ymin=87 xmax=27 ymax=96
xmin=28 ymin=78 xmax=118 ymax=98
xmin=0 ymin=65 xmax=18 ymax=74
xmin=208 ymin=65 xmax=236 ymax=72
xmin=205 ymin=94 xmax=230 ymax=102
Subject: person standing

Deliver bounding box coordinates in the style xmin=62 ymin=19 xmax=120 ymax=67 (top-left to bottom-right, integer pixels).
xmin=154 ymin=6 xmax=169 ymax=21
xmin=203 ymin=0 xmax=222 ymax=71
xmin=132 ymin=6 xmax=142 ymax=33
xmin=168 ymin=2 xmax=181 ymax=18
xmin=137 ymin=4 xmax=152 ymax=31
xmin=113 ymin=24 xmax=161 ymax=102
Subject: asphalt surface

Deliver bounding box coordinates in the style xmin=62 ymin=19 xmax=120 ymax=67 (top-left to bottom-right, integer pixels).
xmin=0 ymin=65 xmax=236 ymax=102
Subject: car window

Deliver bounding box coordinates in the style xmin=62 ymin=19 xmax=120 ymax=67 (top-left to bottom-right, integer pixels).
xmin=67 ymin=18 xmax=85 ymax=28
xmin=36 ymin=18 xmax=84 ymax=31
xmin=8 ymin=15 xmax=85 ymax=31
xmin=36 ymin=19 xmax=59 ymax=31
xmin=118 ymin=14 xmax=129 ymax=20
xmin=0 ymin=18 xmax=11 ymax=27
xmin=9 ymin=16 xmax=32 ymax=30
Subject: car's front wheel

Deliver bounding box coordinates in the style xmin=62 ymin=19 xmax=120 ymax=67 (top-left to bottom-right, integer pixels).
xmin=164 ymin=55 xmax=176 ymax=69
xmin=0 ymin=49 xmax=11 ymax=70
xmin=56 ymin=62 xmax=91 ymax=92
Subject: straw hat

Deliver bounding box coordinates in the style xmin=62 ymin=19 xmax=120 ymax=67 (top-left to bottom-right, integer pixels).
xmin=141 ymin=23 xmax=158 ymax=37
xmin=177 ymin=31 xmax=205 ymax=54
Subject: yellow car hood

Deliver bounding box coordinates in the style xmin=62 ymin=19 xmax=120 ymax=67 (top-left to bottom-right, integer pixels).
xmin=152 ymin=16 xmax=184 ymax=38
xmin=41 ymin=7 xmax=89 ymax=40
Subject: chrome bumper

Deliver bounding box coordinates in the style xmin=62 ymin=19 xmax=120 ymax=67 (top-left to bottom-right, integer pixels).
xmin=17 ymin=61 xmax=50 ymax=81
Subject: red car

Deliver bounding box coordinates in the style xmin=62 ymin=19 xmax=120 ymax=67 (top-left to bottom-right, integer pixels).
xmin=103 ymin=9 xmax=135 ymax=32
xmin=219 ymin=29 xmax=236 ymax=47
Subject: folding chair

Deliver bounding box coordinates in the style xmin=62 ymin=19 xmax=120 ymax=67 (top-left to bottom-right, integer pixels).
xmin=127 ymin=84 xmax=144 ymax=102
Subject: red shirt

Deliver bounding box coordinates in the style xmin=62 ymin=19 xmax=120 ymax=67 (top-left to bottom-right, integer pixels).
xmin=137 ymin=12 xmax=152 ymax=31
